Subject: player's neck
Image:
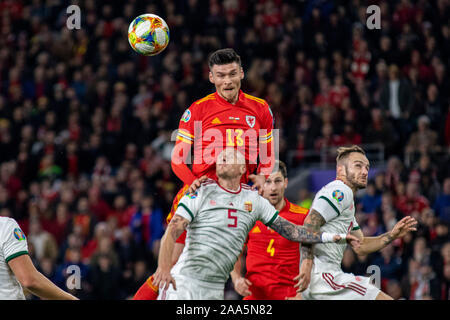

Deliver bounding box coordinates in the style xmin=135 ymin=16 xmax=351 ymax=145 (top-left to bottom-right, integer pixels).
xmin=218 ymin=92 xmax=239 ymax=104
xmin=274 ymin=198 xmax=286 ymax=211
xmin=336 ymin=176 xmax=357 ymax=194
xmin=218 ymin=177 xmax=241 ymax=192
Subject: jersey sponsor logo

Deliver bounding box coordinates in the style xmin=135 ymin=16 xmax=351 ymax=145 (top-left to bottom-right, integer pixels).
xmin=181 ymin=109 xmax=191 ymax=123
xmin=244 ymin=201 xmax=252 ymax=212
xmin=13 ymin=228 xmax=26 ymax=241
xmin=246 ymin=115 xmax=256 ymax=128
xmin=187 ymin=190 xmax=198 ymax=199
xmin=332 ymin=190 xmax=344 ymax=202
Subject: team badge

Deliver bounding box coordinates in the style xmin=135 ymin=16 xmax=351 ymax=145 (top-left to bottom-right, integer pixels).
xmin=181 ymin=109 xmax=191 ymax=123
xmin=13 ymin=228 xmax=26 ymax=241
xmin=244 ymin=201 xmax=252 ymax=212
xmin=187 ymin=190 xmax=198 ymax=199
xmin=245 ymin=115 xmax=256 ymax=128
xmin=332 ymin=190 xmax=344 ymax=202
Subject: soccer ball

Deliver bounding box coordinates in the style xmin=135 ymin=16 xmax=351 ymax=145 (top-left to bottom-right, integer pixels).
xmin=128 ymin=14 xmax=170 ymax=56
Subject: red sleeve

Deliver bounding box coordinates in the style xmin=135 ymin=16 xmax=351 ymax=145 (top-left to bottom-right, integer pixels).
xmin=257 ymin=103 xmax=275 ymax=176
xmin=171 ymin=107 xmax=197 ymax=185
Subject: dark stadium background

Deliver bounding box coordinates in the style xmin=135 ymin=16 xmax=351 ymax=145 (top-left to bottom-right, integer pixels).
xmin=0 ymin=0 xmax=449 ymax=300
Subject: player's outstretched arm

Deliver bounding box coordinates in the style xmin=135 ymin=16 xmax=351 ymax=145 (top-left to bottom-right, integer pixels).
xmin=351 ymin=216 xmax=417 ymax=256
xmin=8 ymin=255 xmax=78 ymax=300
xmin=270 ymin=215 xmax=360 ymax=245
xmin=153 ymin=214 xmax=189 ymax=291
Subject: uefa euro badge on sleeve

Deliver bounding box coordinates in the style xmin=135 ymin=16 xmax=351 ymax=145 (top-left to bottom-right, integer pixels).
xmin=181 ymin=109 xmax=191 ymax=123
xmin=187 ymin=190 xmax=198 ymax=199
xmin=332 ymin=190 xmax=344 ymax=202
xmin=13 ymin=228 xmax=26 ymax=241
xmin=244 ymin=201 xmax=253 ymax=212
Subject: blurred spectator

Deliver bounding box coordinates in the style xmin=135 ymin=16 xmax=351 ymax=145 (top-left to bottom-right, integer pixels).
xmin=27 ymin=218 xmax=58 ymax=263
xmin=395 ymin=182 xmax=430 ymax=218
xmin=0 ymin=0 xmax=448 ymax=300
xmin=360 ymin=182 xmax=382 ymax=214
xmin=379 ymin=64 xmax=414 ymax=139
xmin=434 ymin=177 xmax=450 ymax=224
xmin=129 ymin=195 xmax=164 ymax=259
xmin=372 ymin=244 xmax=403 ymax=289
xmin=363 ymin=108 xmax=398 ymax=156
xmin=405 ymin=115 xmax=440 ymax=160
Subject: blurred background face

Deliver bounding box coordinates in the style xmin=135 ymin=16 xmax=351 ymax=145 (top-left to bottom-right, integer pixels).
xmin=263 ymin=171 xmax=287 ymax=206
xmin=216 ymin=148 xmax=246 ymax=180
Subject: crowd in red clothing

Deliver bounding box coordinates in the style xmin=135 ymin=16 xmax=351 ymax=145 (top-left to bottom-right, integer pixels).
xmin=0 ymin=0 xmax=449 ymax=299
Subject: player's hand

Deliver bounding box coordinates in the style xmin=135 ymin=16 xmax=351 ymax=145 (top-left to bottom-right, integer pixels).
xmin=344 ymin=234 xmax=361 ymax=250
xmin=188 ymin=175 xmax=208 ymax=194
xmin=294 ymin=259 xmax=312 ymax=293
xmin=331 ymin=234 xmax=361 ymax=249
xmin=390 ymin=216 xmax=418 ymax=239
xmin=233 ymin=277 xmax=252 ymax=297
xmin=153 ymin=267 xmax=176 ymax=291
xmin=248 ymin=174 xmax=265 ymax=195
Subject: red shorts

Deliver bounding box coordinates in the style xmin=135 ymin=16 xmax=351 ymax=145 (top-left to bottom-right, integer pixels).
xmin=243 ymin=283 xmax=297 ymax=300
xmin=166 ymin=184 xmax=190 ymax=244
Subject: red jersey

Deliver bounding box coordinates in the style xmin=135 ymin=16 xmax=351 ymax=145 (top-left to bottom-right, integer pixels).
xmin=172 ymin=90 xmax=274 ymax=185
xmin=244 ymin=199 xmax=308 ymax=300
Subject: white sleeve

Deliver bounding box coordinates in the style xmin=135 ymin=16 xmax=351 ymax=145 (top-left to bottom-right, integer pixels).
xmin=255 ymin=195 xmax=279 ymax=226
xmin=2 ymin=218 xmax=29 ymax=263
xmin=352 ymin=216 xmax=360 ymax=231
xmin=175 ymin=187 xmax=203 ymax=222
xmin=310 ymin=186 xmax=352 ymax=222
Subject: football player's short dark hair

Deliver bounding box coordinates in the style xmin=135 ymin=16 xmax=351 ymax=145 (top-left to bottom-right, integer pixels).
xmin=208 ymin=48 xmax=242 ymax=69
xmin=275 ymin=160 xmax=287 ymax=178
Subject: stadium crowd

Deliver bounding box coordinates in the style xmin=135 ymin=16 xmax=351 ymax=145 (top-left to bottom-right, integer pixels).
xmin=0 ymin=0 xmax=449 ymax=299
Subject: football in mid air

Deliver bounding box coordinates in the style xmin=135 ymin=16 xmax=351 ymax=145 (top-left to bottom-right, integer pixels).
xmin=128 ymin=14 xmax=170 ymax=56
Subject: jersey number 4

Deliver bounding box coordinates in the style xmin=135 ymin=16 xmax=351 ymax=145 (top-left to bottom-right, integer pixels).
xmin=227 ymin=209 xmax=238 ymax=228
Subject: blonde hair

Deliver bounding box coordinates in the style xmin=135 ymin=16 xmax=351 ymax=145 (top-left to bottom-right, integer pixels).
xmin=336 ymin=145 xmax=366 ymax=164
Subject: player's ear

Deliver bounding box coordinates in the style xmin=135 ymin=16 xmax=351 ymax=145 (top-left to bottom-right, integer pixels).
xmin=284 ymin=178 xmax=288 ymax=188
xmin=209 ymin=71 xmax=215 ymax=84
xmin=240 ymin=67 xmax=244 ymax=80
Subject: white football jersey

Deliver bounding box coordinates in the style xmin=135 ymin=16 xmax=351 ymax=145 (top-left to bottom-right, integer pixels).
xmin=171 ymin=179 xmax=278 ymax=283
xmin=309 ymin=180 xmax=360 ymax=271
xmin=0 ymin=217 xmax=28 ymax=300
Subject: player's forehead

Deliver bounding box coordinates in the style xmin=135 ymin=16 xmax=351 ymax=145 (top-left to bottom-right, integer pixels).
xmin=267 ymin=171 xmax=284 ymax=181
xmin=347 ymin=152 xmax=370 ymax=166
xmin=217 ymin=148 xmax=245 ymax=164
xmin=211 ymin=62 xmax=240 ymax=74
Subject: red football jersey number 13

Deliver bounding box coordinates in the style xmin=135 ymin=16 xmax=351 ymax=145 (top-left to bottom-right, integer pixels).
xmin=227 ymin=209 xmax=238 ymax=228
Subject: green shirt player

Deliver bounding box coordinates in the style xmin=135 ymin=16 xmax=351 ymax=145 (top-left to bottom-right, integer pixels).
xmin=153 ymin=147 xmax=361 ymax=300
xmin=297 ymin=145 xmax=417 ymax=300
xmin=0 ymin=217 xmax=77 ymax=300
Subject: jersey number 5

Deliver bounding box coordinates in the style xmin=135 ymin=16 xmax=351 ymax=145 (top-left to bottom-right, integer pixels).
xmin=227 ymin=209 xmax=238 ymax=228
